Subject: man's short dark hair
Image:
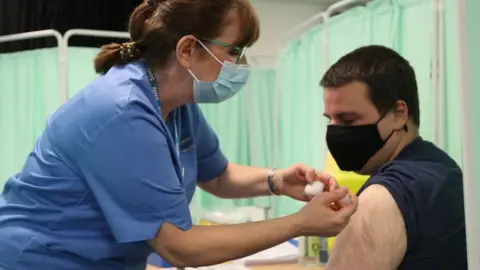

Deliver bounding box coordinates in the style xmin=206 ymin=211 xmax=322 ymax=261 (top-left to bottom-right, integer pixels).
xmin=320 ymin=45 xmax=420 ymax=127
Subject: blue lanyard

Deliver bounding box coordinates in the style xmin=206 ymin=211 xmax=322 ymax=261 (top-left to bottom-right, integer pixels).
xmin=147 ymin=68 xmax=183 ymax=177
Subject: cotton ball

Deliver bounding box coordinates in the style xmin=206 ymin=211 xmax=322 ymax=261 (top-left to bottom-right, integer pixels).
xmin=304 ymin=181 xmax=325 ymax=197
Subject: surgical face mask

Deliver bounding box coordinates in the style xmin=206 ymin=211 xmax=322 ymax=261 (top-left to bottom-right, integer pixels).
xmin=188 ymin=40 xmax=250 ymax=104
xmin=326 ymin=114 xmax=395 ymax=172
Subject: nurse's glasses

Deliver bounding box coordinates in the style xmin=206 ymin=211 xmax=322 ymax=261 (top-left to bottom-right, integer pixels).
xmin=201 ymin=39 xmax=247 ymax=64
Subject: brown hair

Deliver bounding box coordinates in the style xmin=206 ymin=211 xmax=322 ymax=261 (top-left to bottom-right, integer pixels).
xmin=320 ymin=45 xmax=420 ymax=127
xmin=94 ymin=0 xmax=260 ymax=74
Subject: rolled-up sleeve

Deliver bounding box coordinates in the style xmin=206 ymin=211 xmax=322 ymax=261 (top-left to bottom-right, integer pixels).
xmin=77 ymin=103 xmax=192 ymax=244
xmin=195 ymin=107 xmax=228 ymax=182
xmin=359 ymin=169 xmax=419 ymax=251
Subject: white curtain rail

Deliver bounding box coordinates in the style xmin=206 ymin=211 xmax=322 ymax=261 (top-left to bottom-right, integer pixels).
xmin=325 ymin=0 xmax=365 ymax=19
xmin=322 ymin=0 xmax=366 ymax=70
xmin=0 ymin=29 xmax=62 ymax=43
xmin=283 ymin=12 xmax=325 ymax=40
xmin=283 ymin=0 xmax=365 ymax=42
xmin=63 ymin=29 xmax=131 ymax=44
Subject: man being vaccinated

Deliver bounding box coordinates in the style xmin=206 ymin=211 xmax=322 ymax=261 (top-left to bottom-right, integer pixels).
xmin=322 ymin=45 xmax=466 ymax=270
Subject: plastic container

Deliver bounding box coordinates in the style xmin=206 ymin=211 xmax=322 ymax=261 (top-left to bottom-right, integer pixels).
xmin=298 ymin=236 xmax=329 ymax=266
xmin=198 ymin=206 xmax=267 ymax=226
xmin=199 ymin=210 xmax=249 ymax=225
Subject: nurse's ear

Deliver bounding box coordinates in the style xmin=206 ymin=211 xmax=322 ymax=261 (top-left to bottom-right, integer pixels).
xmin=176 ymin=35 xmax=199 ymax=69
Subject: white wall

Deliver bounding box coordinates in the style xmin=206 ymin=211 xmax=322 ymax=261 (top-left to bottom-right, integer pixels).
xmin=248 ymin=0 xmax=325 ymax=68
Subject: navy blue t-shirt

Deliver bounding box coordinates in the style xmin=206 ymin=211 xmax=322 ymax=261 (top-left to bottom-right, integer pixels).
xmin=357 ymin=137 xmax=466 ymax=270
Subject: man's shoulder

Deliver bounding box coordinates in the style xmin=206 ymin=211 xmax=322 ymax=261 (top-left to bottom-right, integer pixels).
xmin=359 ymin=159 xmax=462 ymax=202
xmin=358 ymin=139 xmax=464 ymax=223
xmin=376 ymin=155 xmax=461 ymax=188
xmin=368 ymin=138 xmax=461 ymax=189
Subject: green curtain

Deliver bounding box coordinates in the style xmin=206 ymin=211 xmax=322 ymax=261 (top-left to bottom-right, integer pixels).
xmin=275 ymin=25 xmax=326 ymax=218
xmin=191 ymin=84 xmax=253 ymax=220
xmin=191 ymin=67 xmax=278 ymax=220
xmin=274 ymin=0 xmax=462 ymax=217
xmin=67 ymin=47 xmax=99 ymax=98
xmin=244 ymin=68 xmax=277 ymax=214
xmin=443 ymin=0 xmax=462 ymax=165
xmin=0 ymin=48 xmax=61 ymax=188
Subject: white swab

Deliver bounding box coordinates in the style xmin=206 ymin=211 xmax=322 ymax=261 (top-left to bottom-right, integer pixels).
xmin=304 ymin=181 xmax=350 ymax=203
xmin=304 ymin=181 xmax=325 ymax=197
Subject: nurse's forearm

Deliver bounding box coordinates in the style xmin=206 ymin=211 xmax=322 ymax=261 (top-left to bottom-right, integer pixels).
xmin=151 ymin=214 xmax=303 ymax=268
xmin=198 ymin=163 xmax=279 ymax=198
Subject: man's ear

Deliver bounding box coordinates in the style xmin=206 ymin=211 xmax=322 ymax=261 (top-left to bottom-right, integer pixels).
xmin=176 ymin=35 xmax=198 ymax=69
xmin=393 ymin=100 xmax=409 ymax=130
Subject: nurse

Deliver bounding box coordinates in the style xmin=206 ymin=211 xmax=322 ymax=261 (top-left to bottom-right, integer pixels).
xmin=0 ymin=0 xmax=357 ymax=269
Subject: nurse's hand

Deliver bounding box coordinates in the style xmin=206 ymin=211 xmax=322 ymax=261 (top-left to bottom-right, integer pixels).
xmin=274 ymin=164 xmax=339 ymax=202
xmin=294 ymin=187 xmax=358 ymax=237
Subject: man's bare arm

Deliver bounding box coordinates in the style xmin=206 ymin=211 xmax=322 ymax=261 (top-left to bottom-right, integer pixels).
xmin=326 ymin=184 xmax=407 ymax=270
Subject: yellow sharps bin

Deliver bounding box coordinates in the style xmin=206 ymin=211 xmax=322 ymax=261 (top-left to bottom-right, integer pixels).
xmin=323 ymin=153 xmax=369 ymax=252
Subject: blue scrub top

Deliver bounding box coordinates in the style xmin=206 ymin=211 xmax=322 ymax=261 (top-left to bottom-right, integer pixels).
xmin=0 ymin=61 xmax=228 ymax=270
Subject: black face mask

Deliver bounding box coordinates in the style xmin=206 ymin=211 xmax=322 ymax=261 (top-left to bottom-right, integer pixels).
xmin=326 ymin=115 xmax=396 ymax=172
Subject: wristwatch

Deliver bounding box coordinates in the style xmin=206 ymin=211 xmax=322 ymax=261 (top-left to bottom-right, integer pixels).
xmin=267 ymin=168 xmax=280 ymax=195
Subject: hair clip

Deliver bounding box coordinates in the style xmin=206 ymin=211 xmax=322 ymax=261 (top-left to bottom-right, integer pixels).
xmin=120 ymin=42 xmax=140 ymax=61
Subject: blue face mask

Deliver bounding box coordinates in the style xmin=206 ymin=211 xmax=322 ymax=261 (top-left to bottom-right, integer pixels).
xmin=188 ymin=41 xmax=250 ymax=104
